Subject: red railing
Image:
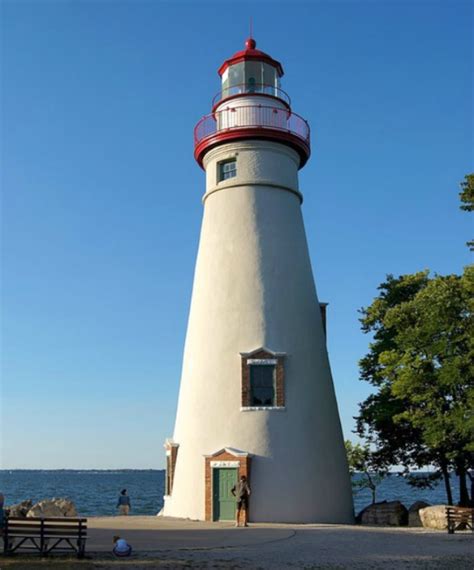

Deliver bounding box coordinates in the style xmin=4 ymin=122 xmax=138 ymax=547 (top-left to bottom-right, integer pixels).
xmin=194 ymin=105 xmax=310 ymax=147
xmin=212 ymin=84 xmax=291 ymax=107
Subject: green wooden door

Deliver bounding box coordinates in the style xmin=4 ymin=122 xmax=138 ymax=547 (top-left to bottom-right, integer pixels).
xmin=213 ymin=468 xmax=238 ymax=521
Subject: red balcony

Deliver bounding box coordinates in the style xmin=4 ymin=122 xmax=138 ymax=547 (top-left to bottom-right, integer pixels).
xmin=194 ymin=105 xmax=311 ymax=169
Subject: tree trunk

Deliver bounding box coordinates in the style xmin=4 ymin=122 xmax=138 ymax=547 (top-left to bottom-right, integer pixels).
xmin=468 ymin=472 xmax=474 ymax=507
xmin=440 ymin=460 xmax=453 ymax=505
xmin=365 ymin=470 xmax=376 ymax=504
xmin=458 ymin=465 xmax=469 ymax=506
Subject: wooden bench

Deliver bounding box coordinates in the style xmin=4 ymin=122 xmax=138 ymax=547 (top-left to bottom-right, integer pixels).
xmin=446 ymin=506 xmax=474 ymax=534
xmin=3 ymin=516 xmax=87 ymax=558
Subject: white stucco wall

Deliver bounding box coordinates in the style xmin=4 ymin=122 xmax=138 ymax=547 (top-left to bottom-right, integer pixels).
xmin=163 ymin=140 xmax=354 ymax=523
xmin=215 ymin=94 xmax=288 ymax=114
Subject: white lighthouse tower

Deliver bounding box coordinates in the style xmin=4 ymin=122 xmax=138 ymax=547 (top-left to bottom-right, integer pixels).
xmin=162 ymin=38 xmax=354 ymax=524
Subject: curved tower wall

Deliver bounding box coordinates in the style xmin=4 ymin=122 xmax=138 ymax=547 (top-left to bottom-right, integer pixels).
xmin=214 ymin=94 xmax=288 ymax=114
xmin=163 ymin=140 xmax=354 ymax=523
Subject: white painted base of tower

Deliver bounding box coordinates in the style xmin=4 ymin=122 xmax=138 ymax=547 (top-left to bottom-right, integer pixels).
xmin=163 ymin=141 xmax=354 ymax=524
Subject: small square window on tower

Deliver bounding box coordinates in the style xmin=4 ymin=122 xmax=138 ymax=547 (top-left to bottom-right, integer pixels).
xmin=218 ymin=158 xmax=237 ymax=182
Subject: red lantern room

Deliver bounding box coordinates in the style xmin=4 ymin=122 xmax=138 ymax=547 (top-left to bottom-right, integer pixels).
xmin=216 ymin=37 xmax=285 ymax=107
xmin=194 ymin=38 xmax=311 ymax=169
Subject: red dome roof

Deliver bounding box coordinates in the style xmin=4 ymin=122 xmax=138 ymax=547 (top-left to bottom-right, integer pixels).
xmin=218 ymin=38 xmax=284 ymax=77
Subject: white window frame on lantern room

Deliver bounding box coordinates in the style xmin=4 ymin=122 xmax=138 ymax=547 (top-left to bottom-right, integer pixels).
xmin=217 ymin=158 xmax=237 ymax=182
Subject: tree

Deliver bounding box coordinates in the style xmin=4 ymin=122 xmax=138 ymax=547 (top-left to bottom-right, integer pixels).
xmin=356 ymin=272 xmax=441 ymax=494
xmin=356 ymin=267 xmax=474 ymax=505
xmin=345 ymin=440 xmax=387 ymax=504
xmin=458 ymin=173 xmax=474 ymax=251
xmin=459 ymin=174 xmax=474 ymax=211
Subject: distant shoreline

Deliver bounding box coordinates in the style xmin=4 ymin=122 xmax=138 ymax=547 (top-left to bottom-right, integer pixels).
xmin=0 ymin=470 xmax=457 ymax=517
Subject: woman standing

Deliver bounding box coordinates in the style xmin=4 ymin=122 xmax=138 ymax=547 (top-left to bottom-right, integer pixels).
xmin=116 ymin=489 xmax=131 ymax=516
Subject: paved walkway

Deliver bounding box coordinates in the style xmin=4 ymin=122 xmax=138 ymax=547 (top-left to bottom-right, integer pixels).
xmin=84 ymin=516 xmax=474 ymax=568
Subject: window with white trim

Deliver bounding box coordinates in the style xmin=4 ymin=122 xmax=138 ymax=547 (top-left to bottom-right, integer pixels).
xmin=218 ymin=159 xmax=237 ymax=181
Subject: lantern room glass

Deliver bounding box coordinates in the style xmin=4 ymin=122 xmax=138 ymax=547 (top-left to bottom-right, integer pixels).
xmin=221 ymin=61 xmax=280 ymax=100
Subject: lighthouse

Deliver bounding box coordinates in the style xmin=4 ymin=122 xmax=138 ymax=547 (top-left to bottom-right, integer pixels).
xmin=162 ymin=38 xmax=354 ymax=524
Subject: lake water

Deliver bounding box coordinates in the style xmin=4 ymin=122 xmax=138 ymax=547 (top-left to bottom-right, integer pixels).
xmin=0 ymin=470 xmax=458 ymax=517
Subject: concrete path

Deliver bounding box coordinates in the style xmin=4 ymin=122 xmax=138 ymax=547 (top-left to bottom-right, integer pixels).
xmin=85 ymin=516 xmax=474 ymax=569
xmin=90 ymin=516 xmax=295 ymax=550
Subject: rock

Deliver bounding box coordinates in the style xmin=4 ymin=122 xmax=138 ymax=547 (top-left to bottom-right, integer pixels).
xmin=52 ymin=498 xmax=77 ymax=517
xmin=27 ymin=501 xmax=63 ymax=518
xmin=408 ymin=500 xmax=431 ymax=526
xmin=27 ymin=498 xmax=77 ymax=518
xmin=358 ymin=500 xmax=408 ymax=526
xmin=419 ymin=505 xmax=449 ymax=530
xmin=6 ymin=500 xmax=33 ymax=518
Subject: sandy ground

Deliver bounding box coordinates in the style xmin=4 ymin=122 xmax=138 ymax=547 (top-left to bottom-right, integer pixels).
xmin=1 ymin=515 xmax=473 ymax=569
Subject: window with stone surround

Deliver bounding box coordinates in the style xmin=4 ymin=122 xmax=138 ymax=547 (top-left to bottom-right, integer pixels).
xmin=240 ymin=348 xmax=285 ymax=410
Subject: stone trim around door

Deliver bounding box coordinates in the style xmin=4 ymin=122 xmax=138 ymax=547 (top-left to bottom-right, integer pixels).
xmin=204 ymin=448 xmax=252 ymax=522
xmin=210 ymin=460 xmax=240 ymax=467
xmin=164 ymin=439 xmax=179 ymax=496
xmin=240 ymin=348 xmax=286 ymax=408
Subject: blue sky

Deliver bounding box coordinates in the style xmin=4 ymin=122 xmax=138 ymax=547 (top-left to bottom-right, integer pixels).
xmin=2 ymin=1 xmax=472 ymax=469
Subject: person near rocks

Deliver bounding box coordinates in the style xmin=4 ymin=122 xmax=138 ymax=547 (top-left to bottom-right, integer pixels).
xmin=116 ymin=489 xmax=131 ymax=516
xmin=112 ymin=535 xmax=132 ymax=557
xmin=231 ymin=475 xmax=251 ymax=527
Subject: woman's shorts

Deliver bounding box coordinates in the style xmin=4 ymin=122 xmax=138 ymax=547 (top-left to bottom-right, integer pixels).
xmin=237 ymin=497 xmax=249 ymax=509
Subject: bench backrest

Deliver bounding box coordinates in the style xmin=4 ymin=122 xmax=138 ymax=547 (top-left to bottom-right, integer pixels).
xmin=446 ymin=507 xmax=474 ymax=517
xmin=6 ymin=517 xmax=88 ymax=538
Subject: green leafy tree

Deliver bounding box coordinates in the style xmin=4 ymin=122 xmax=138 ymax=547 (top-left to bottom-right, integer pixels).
xmin=356 ymin=272 xmax=440 ymax=494
xmin=345 ymin=440 xmax=387 ymax=504
xmin=459 ymin=174 xmax=474 ymax=211
xmin=459 ymin=174 xmax=474 ymax=250
xmin=356 ymin=267 xmax=474 ymax=505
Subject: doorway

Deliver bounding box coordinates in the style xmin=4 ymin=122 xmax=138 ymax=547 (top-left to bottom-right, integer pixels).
xmin=212 ymin=468 xmax=238 ymax=521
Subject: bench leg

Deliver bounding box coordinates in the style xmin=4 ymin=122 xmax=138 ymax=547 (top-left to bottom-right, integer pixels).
xmin=77 ymin=539 xmax=85 ymax=559
xmin=3 ymin=538 xmax=16 ymax=554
